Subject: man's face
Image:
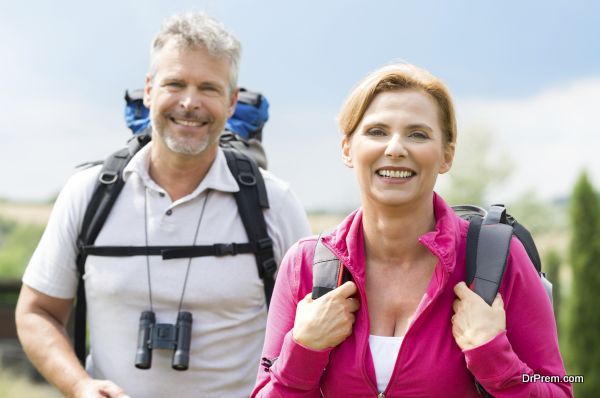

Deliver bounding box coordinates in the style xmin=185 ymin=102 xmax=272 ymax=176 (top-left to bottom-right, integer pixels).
xmin=144 ymin=40 xmax=237 ymax=156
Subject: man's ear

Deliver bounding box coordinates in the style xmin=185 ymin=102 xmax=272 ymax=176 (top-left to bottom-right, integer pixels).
xmin=341 ymin=135 xmax=353 ymax=168
xmin=227 ymin=88 xmax=239 ymax=118
xmin=439 ymin=142 xmax=455 ymax=174
xmin=143 ymin=74 xmax=153 ymax=108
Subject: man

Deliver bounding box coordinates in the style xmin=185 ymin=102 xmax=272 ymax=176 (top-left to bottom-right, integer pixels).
xmin=15 ymin=12 xmax=311 ymax=398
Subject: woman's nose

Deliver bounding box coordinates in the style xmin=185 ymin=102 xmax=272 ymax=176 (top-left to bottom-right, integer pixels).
xmin=384 ymin=134 xmax=408 ymax=158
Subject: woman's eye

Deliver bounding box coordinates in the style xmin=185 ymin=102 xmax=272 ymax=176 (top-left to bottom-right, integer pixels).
xmin=366 ymin=128 xmax=386 ymax=136
xmin=409 ymin=130 xmax=429 ymax=140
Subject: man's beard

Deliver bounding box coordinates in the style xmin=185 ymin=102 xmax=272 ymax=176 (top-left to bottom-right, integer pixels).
xmin=152 ymin=109 xmax=219 ymax=155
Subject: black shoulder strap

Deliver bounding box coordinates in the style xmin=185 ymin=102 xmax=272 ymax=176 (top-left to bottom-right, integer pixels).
xmin=511 ymin=221 xmax=542 ymax=273
xmin=467 ymin=205 xmax=513 ymax=306
xmin=222 ymin=148 xmax=276 ymax=308
xmin=74 ymin=133 xmax=150 ymax=364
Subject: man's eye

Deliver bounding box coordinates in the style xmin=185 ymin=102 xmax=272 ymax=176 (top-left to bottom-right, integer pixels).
xmin=366 ymin=128 xmax=386 ymax=136
xmin=165 ymin=82 xmax=184 ymax=88
xmin=200 ymin=85 xmax=222 ymax=96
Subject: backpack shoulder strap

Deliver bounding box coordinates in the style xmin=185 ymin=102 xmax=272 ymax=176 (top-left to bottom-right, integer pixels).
xmin=222 ymin=148 xmax=275 ymax=308
xmin=74 ymin=133 xmax=150 ymax=364
xmin=311 ymin=234 xmax=352 ymax=299
xmin=468 ymin=205 xmax=513 ymax=306
xmin=510 ymin=221 xmax=542 ymax=273
xmin=312 ymin=236 xmax=343 ymax=299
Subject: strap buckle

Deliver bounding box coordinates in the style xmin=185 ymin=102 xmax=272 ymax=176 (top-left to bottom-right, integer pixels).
xmin=98 ymin=171 xmax=118 ymax=184
xmin=237 ymin=172 xmax=257 ymax=186
xmin=261 ymin=258 xmax=277 ymax=277
xmin=215 ymin=243 xmax=237 ymax=256
xmin=257 ymin=237 xmax=273 ymax=252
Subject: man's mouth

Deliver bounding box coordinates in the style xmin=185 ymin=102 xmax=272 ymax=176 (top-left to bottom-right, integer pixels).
xmin=170 ymin=117 xmax=208 ymax=127
xmin=376 ymin=168 xmax=416 ymax=179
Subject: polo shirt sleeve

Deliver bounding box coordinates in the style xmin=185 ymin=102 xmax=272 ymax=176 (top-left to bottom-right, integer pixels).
xmin=22 ymin=166 xmax=99 ymax=299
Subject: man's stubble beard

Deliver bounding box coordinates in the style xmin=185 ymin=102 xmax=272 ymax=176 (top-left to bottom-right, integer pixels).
xmin=152 ymin=112 xmax=220 ymax=156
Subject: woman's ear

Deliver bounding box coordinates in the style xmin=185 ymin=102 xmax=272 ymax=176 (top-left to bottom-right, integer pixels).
xmin=439 ymin=142 xmax=455 ymax=174
xmin=341 ymin=136 xmax=353 ymax=168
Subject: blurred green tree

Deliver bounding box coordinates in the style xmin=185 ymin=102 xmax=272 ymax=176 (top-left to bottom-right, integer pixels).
xmin=566 ymin=171 xmax=600 ymax=396
xmin=544 ymin=250 xmax=561 ymax=325
xmin=441 ymin=126 xmax=511 ymax=206
xmin=0 ymin=217 xmax=44 ymax=280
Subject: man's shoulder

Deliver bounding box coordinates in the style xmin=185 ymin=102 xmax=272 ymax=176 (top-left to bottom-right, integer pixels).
xmin=259 ymin=168 xmax=291 ymax=195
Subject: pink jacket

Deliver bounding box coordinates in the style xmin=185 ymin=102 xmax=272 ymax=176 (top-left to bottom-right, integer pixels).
xmin=252 ymin=194 xmax=572 ymax=397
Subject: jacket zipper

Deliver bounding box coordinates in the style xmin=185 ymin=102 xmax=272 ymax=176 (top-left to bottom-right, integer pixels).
xmin=323 ymin=240 xmax=449 ymax=397
xmin=322 ymin=242 xmax=383 ymax=398
xmin=379 ymin=255 xmax=449 ymax=397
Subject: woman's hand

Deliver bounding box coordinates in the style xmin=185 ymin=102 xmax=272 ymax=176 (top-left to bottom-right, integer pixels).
xmin=292 ymin=281 xmax=361 ymax=350
xmin=451 ymin=282 xmax=506 ymax=350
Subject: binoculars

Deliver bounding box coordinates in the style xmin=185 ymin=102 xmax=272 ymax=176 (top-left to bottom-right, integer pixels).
xmin=134 ymin=310 xmax=192 ymax=371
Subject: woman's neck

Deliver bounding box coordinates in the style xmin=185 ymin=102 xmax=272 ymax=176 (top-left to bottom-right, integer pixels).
xmin=362 ymin=194 xmax=436 ymax=268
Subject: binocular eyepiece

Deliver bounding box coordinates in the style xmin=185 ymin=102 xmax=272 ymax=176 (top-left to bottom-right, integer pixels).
xmin=135 ymin=310 xmax=192 ymax=371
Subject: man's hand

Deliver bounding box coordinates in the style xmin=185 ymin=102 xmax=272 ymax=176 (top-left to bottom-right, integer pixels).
xmin=72 ymin=378 xmax=130 ymax=398
xmin=292 ymin=281 xmax=360 ymax=350
xmin=451 ymin=282 xmax=506 ymax=350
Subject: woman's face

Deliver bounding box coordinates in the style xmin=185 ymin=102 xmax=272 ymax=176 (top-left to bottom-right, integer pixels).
xmin=342 ymin=89 xmax=454 ymax=208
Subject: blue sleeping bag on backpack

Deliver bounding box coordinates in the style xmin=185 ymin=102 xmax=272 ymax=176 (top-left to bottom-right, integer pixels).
xmin=124 ymin=88 xmax=269 ymax=140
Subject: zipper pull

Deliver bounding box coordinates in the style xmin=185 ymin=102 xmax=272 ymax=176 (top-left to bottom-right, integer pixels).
xmin=377 ymin=393 xmax=385 ymax=398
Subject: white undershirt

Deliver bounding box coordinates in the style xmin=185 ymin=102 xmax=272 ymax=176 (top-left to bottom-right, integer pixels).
xmin=369 ymin=334 xmax=404 ymax=393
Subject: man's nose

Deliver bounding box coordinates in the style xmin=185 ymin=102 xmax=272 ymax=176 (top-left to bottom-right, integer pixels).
xmin=384 ymin=134 xmax=408 ymax=158
xmin=180 ymin=89 xmax=202 ymax=110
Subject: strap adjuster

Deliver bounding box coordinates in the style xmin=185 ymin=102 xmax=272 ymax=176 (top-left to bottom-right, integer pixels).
xmin=215 ymin=243 xmax=237 ymax=256
xmin=261 ymin=258 xmax=277 ymax=277
xmin=257 ymin=237 xmax=273 ymax=251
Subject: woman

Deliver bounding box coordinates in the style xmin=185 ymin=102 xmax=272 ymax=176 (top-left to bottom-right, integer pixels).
xmin=251 ymin=63 xmax=572 ymax=397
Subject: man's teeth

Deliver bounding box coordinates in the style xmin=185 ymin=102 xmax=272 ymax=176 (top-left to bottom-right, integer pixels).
xmin=174 ymin=119 xmax=203 ymax=127
xmin=377 ymin=169 xmax=414 ymax=178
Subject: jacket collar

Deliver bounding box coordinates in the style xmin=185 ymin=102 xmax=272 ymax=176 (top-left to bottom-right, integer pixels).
xmin=322 ymin=193 xmax=462 ymax=281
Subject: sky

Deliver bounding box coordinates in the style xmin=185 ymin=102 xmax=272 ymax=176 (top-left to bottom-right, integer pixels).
xmin=1 ymin=0 xmax=599 ymax=211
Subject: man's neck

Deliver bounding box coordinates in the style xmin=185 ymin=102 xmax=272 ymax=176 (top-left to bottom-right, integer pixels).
xmin=148 ymin=141 xmax=218 ymax=202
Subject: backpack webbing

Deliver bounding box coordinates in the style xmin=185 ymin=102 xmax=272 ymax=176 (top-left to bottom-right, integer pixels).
xmin=74 ymin=134 xmax=149 ymax=363
xmin=74 ymin=139 xmax=274 ymax=365
xmin=223 ymin=149 xmax=276 ymax=307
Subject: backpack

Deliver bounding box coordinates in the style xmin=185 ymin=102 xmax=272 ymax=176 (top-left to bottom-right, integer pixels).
xmin=311 ymin=204 xmax=553 ymax=397
xmin=311 ymin=204 xmax=552 ymax=304
xmin=73 ymin=89 xmax=275 ymax=364
xmin=123 ymin=87 xmax=269 ymax=169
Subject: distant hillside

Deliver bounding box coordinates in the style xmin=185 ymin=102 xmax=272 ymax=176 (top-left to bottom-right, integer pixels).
xmin=0 ymin=202 xmax=52 ymax=226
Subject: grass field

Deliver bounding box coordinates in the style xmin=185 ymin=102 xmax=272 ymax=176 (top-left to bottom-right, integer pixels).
xmin=0 ymin=368 xmax=61 ymax=398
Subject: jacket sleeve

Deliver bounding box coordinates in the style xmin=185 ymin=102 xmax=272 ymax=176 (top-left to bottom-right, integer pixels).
xmin=251 ymin=241 xmax=331 ymax=398
xmin=463 ymin=237 xmax=573 ymax=397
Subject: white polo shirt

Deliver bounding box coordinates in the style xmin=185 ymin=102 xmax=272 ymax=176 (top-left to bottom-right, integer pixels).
xmin=23 ymin=142 xmax=311 ymax=398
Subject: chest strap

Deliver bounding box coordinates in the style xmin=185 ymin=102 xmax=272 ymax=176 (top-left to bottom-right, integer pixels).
xmin=79 ymin=240 xmax=270 ymax=259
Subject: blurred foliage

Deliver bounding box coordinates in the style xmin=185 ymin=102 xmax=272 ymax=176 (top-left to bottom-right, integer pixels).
xmin=566 ymin=171 xmax=600 ymax=396
xmin=442 ymin=126 xmax=511 ymax=206
xmin=544 ymin=250 xmax=562 ymax=324
xmin=505 ymin=191 xmax=566 ymax=235
xmin=0 ymin=216 xmax=44 ymax=279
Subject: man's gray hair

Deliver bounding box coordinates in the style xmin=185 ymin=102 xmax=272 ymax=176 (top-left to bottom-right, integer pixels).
xmin=149 ymin=12 xmax=241 ymax=92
